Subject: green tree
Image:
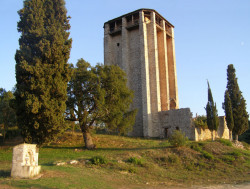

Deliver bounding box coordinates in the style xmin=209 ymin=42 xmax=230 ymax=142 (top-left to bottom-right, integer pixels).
xmin=223 ymin=90 xmax=234 ymax=140
xmin=66 ymin=59 xmax=137 ymax=149
xmin=226 ymin=64 xmax=249 ymax=141
xmin=205 ymin=81 xmax=219 ymax=141
xmin=0 ymin=88 xmax=17 ymax=142
xmin=14 ymin=0 xmax=72 ymax=145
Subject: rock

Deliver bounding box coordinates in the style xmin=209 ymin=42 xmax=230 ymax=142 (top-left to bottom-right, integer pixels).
xmin=233 ymin=141 xmax=244 ymax=149
xmin=69 ymin=160 xmax=79 ymax=165
xmin=56 ymin=162 xmax=66 ymax=166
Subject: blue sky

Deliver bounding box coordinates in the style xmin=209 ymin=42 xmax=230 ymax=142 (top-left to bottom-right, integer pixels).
xmin=0 ymin=0 xmax=249 ymax=116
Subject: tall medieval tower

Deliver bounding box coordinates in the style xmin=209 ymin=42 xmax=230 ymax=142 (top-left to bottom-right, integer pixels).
xmin=104 ymin=9 xmax=179 ymax=137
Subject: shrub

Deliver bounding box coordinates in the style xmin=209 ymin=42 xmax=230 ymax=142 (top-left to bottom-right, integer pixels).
xmin=127 ymin=157 xmax=143 ymax=166
xmin=90 ymin=156 xmax=108 ymax=165
xmin=193 ymin=115 xmax=208 ymax=129
xmin=169 ymin=130 xmax=188 ymax=147
xmin=218 ymin=139 xmax=232 ymax=146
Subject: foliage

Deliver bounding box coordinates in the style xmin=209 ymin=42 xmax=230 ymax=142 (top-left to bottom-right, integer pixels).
xmin=205 ymin=81 xmax=219 ymax=140
xmin=225 ymin=64 xmax=249 ymax=140
xmin=0 ymin=88 xmax=17 ymax=141
xmin=239 ymin=121 xmax=250 ymax=144
xmin=218 ymin=138 xmax=232 ymax=147
xmin=223 ymin=90 xmax=234 ymax=131
xmin=90 ymin=156 xmax=108 ymax=165
xmin=66 ymin=59 xmax=137 ymax=149
xmin=169 ymin=130 xmax=188 ymax=147
xmin=127 ymin=157 xmax=143 ymax=166
xmin=14 ymin=0 xmax=72 ymax=145
xmin=223 ymin=90 xmax=234 ymax=140
xmin=193 ymin=115 xmax=208 ymax=129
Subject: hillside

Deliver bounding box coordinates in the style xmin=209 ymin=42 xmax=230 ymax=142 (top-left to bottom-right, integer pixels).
xmin=0 ymin=133 xmax=250 ymax=188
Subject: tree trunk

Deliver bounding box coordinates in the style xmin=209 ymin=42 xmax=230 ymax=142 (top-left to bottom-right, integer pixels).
xmin=235 ymin=134 xmax=238 ymax=142
xmin=211 ymin=130 xmax=214 ymax=141
xmin=83 ymin=131 xmax=95 ymax=150
xmin=229 ymin=130 xmax=232 ymax=141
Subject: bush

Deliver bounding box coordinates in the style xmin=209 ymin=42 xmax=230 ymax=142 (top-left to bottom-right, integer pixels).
xmin=90 ymin=156 xmax=108 ymax=165
xmin=127 ymin=157 xmax=143 ymax=166
xmin=218 ymin=139 xmax=232 ymax=146
xmin=169 ymin=130 xmax=188 ymax=147
xmin=193 ymin=115 xmax=208 ymax=129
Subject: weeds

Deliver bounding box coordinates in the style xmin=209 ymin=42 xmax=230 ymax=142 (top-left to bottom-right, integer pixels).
xmin=190 ymin=143 xmax=214 ymax=160
xmin=167 ymin=154 xmax=180 ymax=164
xmin=202 ymin=151 xmax=214 ymax=160
xmin=127 ymin=157 xmax=143 ymax=166
xmin=90 ymin=156 xmax=108 ymax=165
xmin=218 ymin=139 xmax=232 ymax=146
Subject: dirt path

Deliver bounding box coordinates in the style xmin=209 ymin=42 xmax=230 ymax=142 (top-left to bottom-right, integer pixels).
xmin=191 ymin=182 xmax=250 ymax=189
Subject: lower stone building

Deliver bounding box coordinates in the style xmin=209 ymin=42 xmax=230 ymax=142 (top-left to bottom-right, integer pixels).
xmin=156 ymin=108 xmax=229 ymax=141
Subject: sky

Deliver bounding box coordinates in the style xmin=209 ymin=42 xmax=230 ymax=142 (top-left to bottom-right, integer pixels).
xmin=0 ymin=0 xmax=249 ymax=117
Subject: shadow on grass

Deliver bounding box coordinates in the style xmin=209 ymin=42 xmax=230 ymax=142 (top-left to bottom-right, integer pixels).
xmin=42 ymin=146 xmax=171 ymax=151
xmin=0 ymin=170 xmax=10 ymax=178
xmin=11 ymin=183 xmax=52 ymax=189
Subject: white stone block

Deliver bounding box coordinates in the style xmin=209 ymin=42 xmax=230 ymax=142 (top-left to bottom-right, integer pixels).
xmin=11 ymin=143 xmax=41 ymax=178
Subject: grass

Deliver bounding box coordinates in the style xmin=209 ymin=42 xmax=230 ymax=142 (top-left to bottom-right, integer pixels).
xmin=0 ymin=132 xmax=250 ymax=188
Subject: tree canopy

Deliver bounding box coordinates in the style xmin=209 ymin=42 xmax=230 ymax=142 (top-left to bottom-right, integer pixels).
xmin=0 ymin=88 xmax=17 ymax=141
xmin=205 ymin=81 xmax=219 ymax=140
xmin=14 ymin=0 xmax=72 ymax=145
xmin=225 ymin=64 xmax=249 ymax=141
xmin=223 ymin=90 xmax=234 ymax=140
xmin=66 ymin=59 xmax=137 ymax=149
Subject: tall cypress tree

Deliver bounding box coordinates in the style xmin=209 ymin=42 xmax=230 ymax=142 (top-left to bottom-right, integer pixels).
xmin=15 ymin=0 xmax=72 ymax=145
xmin=205 ymin=81 xmax=219 ymax=141
xmin=226 ymin=64 xmax=249 ymax=141
xmin=223 ymin=90 xmax=234 ymax=140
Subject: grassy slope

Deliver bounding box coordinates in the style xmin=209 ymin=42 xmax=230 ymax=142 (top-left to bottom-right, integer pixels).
xmin=0 ymin=133 xmax=250 ymax=189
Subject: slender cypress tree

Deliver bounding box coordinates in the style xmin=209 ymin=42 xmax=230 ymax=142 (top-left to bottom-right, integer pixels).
xmin=223 ymin=90 xmax=234 ymax=140
xmin=205 ymin=81 xmax=219 ymax=141
xmin=226 ymin=64 xmax=249 ymax=141
xmin=15 ymin=0 xmax=72 ymax=145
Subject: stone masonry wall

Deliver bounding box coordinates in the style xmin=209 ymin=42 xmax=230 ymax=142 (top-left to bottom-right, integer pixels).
xmin=157 ymin=108 xmax=195 ymax=139
xmin=195 ymin=116 xmax=229 ymax=141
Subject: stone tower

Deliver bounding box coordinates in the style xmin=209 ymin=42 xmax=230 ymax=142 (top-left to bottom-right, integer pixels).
xmin=104 ymin=9 xmax=179 ymax=137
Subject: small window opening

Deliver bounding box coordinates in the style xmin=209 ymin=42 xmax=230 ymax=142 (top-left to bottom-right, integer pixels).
xmin=176 ymin=127 xmax=179 ymax=130
xmin=117 ymin=43 xmax=120 ymax=47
